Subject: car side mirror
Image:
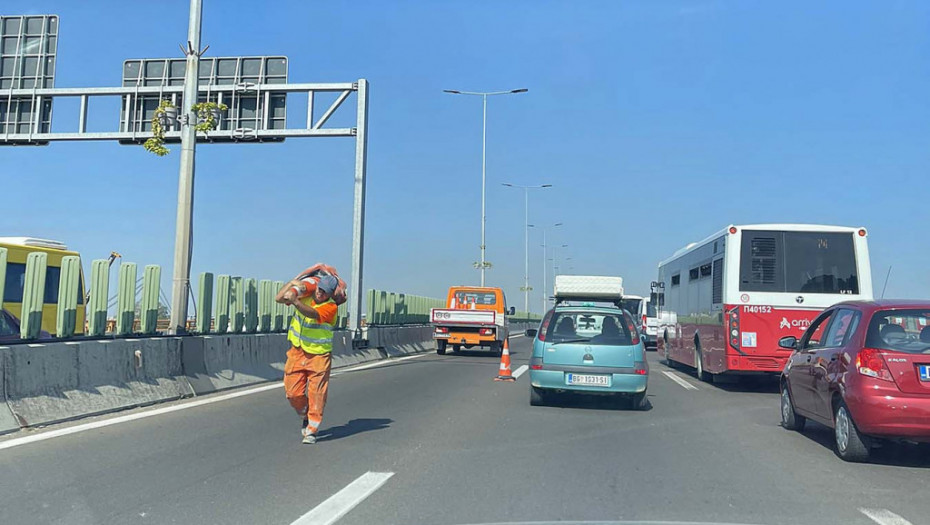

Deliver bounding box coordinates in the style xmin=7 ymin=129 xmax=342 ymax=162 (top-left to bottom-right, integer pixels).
xmin=525 ymin=328 xmax=538 ymax=338
xmin=510 ymin=306 xmax=516 ymax=316
xmin=778 ymin=336 xmax=798 ymax=350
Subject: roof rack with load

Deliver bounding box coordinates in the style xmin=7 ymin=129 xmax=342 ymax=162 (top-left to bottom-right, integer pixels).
xmin=553 ymin=275 xmax=624 ymax=306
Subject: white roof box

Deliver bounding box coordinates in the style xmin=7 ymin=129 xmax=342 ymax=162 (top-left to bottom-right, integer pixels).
xmin=553 ymin=275 xmax=624 ymax=302
xmin=0 ymin=237 xmax=68 ymax=250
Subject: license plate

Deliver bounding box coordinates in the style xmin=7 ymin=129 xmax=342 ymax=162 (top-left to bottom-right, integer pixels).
xmin=566 ymin=373 xmax=611 ymax=387
xmin=919 ymin=365 xmax=930 ymax=382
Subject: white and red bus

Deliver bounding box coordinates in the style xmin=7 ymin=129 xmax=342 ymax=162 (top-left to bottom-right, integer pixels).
xmin=656 ymin=224 xmax=873 ymax=381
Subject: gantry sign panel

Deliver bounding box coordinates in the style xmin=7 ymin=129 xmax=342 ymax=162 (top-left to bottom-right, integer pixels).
xmin=119 ymin=56 xmax=288 ymax=143
xmin=0 ymin=15 xmax=58 ymax=142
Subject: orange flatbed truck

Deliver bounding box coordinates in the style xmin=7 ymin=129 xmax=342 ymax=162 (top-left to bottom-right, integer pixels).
xmin=431 ymin=286 xmax=513 ymax=356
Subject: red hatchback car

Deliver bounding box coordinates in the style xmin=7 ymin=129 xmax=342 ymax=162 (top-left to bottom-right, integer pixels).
xmin=779 ymin=300 xmax=930 ymax=462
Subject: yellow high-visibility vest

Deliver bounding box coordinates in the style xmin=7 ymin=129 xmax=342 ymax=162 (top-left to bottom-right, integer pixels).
xmin=287 ymin=297 xmax=336 ymax=354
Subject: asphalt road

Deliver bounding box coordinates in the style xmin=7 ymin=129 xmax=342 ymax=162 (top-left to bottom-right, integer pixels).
xmin=1 ymin=335 xmax=929 ymax=525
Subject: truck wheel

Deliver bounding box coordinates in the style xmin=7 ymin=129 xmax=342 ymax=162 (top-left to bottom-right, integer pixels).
xmin=452 ymin=345 xmax=462 ymax=354
xmin=492 ymin=341 xmax=503 ymax=357
xmin=436 ymin=340 xmax=447 ymax=355
xmin=530 ymin=387 xmax=547 ymax=406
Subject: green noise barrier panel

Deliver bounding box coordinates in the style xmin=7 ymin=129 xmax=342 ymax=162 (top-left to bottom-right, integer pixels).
xmin=230 ymin=277 xmax=244 ymax=333
xmin=244 ymin=278 xmax=258 ymax=333
xmin=116 ymin=263 xmax=137 ymax=336
xmin=87 ymin=259 xmax=110 ymax=336
xmin=214 ymin=274 xmax=231 ymax=334
xmin=55 ymin=255 xmax=81 ymax=338
xmin=272 ymin=280 xmax=286 ymax=331
xmin=258 ymin=280 xmax=273 ymax=333
xmin=20 ymin=252 xmax=48 ymax=339
xmin=140 ymin=265 xmax=161 ymax=335
xmin=196 ymin=272 xmax=214 ymax=334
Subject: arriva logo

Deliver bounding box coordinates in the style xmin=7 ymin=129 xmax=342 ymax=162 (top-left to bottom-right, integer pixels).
xmin=780 ymin=317 xmax=811 ymax=331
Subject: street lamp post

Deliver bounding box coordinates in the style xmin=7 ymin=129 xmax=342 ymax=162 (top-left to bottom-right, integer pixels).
xmin=444 ymin=88 xmax=528 ymax=286
xmin=552 ymin=244 xmax=568 ymax=278
xmin=533 ymin=222 xmax=562 ymax=313
xmin=502 ymin=183 xmax=551 ymax=315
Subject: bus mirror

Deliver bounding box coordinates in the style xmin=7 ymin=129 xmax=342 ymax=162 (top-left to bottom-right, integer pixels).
xmin=510 ymin=306 xmax=516 ymax=316
xmin=778 ymin=336 xmax=798 ymax=350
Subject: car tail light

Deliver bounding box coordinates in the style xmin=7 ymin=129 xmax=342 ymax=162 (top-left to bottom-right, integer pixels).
xmin=856 ymin=348 xmax=893 ymax=381
xmin=641 ymin=314 xmax=647 ymax=332
xmin=727 ymin=306 xmax=740 ymax=351
xmin=435 ymin=327 xmax=449 ymax=334
xmin=634 ymin=361 xmax=647 ymax=375
xmin=530 ymin=364 xmax=543 ymax=370
xmin=537 ymin=310 xmax=554 ymax=342
xmin=479 ymin=328 xmax=494 ymax=336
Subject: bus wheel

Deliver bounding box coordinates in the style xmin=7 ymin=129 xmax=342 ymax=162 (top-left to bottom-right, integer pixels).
xmin=695 ymin=349 xmax=712 ymax=382
xmin=452 ymin=345 xmax=462 ymax=354
xmin=437 ymin=340 xmax=447 ymax=355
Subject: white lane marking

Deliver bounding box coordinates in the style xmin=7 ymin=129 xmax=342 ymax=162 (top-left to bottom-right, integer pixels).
xmin=508 ymin=333 xmax=525 ymax=339
xmin=859 ymin=508 xmax=915 ymax=525
xmin=512 ymin=365 xmax=529 ymax=379
xmin=661 ymin=370 xmax=699 ymax=391
xmin=0 ymin=352 xmax=433 ymax=451
xmin=291 ymin=471 xmax=394 ymax=525
xmin=337 ymin=352 xmax=429 ymax=373
xmin=0 ymin=382 xmax=283 ymax=451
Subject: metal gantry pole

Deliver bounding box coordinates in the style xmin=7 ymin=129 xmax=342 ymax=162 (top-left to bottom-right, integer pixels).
xmin=349 ymin=79 xmax=369 ymax=339
xmin=168 ymin=0 xmax=203 ymax=334
xmin=480 ymin=94 xmax=487 ymax=286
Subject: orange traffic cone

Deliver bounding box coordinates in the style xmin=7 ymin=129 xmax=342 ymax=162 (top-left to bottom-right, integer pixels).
xmin=494 ymin=339 xmax=516 ymax=382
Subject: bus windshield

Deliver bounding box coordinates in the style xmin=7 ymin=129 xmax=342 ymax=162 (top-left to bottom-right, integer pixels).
xmin=739 ymin=231 xmax=859 ymax=295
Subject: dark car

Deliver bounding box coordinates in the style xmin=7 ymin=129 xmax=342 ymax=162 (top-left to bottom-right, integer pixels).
xmin=779 ymin=300 xmax=930 ymax=462
xmin=0 ymin=309 xmax=52 ymax=343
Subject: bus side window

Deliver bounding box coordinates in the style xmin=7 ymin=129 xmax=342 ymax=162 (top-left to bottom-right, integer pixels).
xmin=44 ymin=266 xmax=61 ymax=304
xmin=3 ymin=263 xmax=26 ymax=303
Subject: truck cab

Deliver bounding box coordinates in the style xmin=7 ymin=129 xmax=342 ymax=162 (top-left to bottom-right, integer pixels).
xmin=431 ymin=286 xmax=513 ymax=356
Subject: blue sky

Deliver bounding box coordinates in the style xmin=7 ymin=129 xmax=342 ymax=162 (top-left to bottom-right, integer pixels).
xmin=3 ymin=0 xmax=929 ymax=314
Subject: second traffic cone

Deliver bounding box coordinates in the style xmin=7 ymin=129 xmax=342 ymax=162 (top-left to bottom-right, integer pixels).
xmin=494 ymin=339 xmax=516 ymax=382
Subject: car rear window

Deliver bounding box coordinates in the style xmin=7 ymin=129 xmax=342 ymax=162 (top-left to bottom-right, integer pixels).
xmin=545 ymin=309 xmax=639 ymax=346
xmin=865 ymin=309 xmax=930 ymax=354
xmin=453 ymin=291 xmax=497 ymax=306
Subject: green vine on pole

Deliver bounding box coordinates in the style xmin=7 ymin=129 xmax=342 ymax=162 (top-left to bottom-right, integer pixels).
xmin=143 ymin=99 xmax=173 ymax=156
xmin=192 ymin=101 xmax=228 ymax=134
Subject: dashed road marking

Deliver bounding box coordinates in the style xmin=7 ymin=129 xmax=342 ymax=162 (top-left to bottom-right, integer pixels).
xmin=291 ymin=471 xmax=394 ymax=525
xmin=512 ymin=365 xmax=529 ymax=378
xmin=859 ymin=508 xmax=914 ymax=525
xmin=662 ymin=370 xmax=700 ymax=391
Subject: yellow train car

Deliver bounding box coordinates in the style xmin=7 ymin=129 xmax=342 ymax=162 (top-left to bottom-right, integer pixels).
xmin=0 ymin=238 xmax=86 ymax=336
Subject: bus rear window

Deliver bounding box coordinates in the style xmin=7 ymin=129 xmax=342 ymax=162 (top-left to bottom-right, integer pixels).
xmin=739 ymin=231 xmax=859 ymax=295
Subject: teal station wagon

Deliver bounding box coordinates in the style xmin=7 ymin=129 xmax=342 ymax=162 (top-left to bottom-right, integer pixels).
xmin=527 ymin=276 xmax=648 ymax=408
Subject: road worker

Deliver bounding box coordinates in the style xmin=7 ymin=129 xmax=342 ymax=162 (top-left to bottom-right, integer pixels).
xmin=275 ymin=272 xmax=341 ymax=444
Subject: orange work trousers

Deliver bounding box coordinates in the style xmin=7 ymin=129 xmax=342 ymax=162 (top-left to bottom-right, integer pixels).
xmin=284 ymin=347 xmax=332 ymax=434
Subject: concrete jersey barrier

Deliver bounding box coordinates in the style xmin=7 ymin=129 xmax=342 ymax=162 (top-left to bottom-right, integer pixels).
xmin=1 ymin=338 xmax=193 ymax=429
xmin=0 ymin=325 xmax=437 ymax=434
